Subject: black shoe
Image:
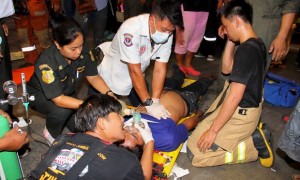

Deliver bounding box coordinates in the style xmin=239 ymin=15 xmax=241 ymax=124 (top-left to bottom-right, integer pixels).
xmin=252 ymin=123 xmax=273 ymax=167
xmin=258 ymin=122 xmax=273 ymax=147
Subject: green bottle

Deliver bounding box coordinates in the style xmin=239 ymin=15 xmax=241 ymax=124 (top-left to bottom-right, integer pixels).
xmin=132 ymin=111 xmax=145 ymax=128
xmin=0 ymin=115 xmax=23 ymax=180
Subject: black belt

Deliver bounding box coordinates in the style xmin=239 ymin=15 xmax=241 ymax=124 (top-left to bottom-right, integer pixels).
xmin=238 ymin=108 xmax=248 ymax=115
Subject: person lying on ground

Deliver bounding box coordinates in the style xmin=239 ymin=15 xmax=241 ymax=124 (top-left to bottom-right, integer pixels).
xmin=120 ymin=65 xmax=215 ymax=151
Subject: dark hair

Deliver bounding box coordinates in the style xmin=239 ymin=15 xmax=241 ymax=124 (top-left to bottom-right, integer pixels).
xmin=151 ymin=0 xmax=184 ymax=30
xmin=75 ymin=94 xmax=122 ymax=132
xmin=50 ymin=15 xmax=83 ymax=46
xmin=219 ymin=0 xmax=253 ymax=24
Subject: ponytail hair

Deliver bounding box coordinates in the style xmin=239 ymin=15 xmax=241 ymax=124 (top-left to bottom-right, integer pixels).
xmin=50 ymin=15 xmax=83 ymax=46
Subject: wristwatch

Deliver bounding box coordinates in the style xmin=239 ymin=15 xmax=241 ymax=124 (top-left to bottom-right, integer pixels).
xmin=142 ymin=98 xmax=153 ymax=106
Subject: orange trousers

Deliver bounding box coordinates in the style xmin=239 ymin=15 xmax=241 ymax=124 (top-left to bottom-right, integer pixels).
xmin=14 ymin=0 xmax=51 ymax=64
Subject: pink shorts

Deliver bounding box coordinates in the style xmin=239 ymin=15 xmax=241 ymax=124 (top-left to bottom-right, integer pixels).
xmin=174 ymin=6 xmax=209 ymax=54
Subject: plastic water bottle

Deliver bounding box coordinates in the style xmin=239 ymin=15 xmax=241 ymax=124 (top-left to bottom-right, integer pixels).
xmin=132 ymin=111 xmax=145 ymax=128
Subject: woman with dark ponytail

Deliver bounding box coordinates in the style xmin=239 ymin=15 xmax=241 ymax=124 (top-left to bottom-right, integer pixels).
xmin=27 ymin=16 xmax=115 ymax=145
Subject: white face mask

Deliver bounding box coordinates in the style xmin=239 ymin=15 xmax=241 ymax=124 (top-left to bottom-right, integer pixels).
xmin=150 ymin=18 xmax=170 ymax=44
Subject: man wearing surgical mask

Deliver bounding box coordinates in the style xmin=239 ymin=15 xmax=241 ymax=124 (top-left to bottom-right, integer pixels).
xmin=97 ymin=0 xmax=184 ymax=120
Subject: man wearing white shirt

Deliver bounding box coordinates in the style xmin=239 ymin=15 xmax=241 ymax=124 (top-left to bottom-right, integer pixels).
xmin=97 ymin=0 xmax=183 ymax=119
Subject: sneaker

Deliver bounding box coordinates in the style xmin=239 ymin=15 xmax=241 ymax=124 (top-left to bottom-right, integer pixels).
xmin=207 ymin=55 xmax=214 ymax=61
xmin=252 ymin=123 xmax=273 ymax=167
xmin=194 ymin=52 xmax=205 ymax=58
xmin=184 ymin=66 xmax=201 ymax=76
xmin=43 ymin=127 xmax=55 ymax=146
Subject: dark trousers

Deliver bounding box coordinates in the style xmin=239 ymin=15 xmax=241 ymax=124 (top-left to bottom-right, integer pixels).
xmin=62 ymin=0 xmax=76 ymax=18
xmin=165 ymin=65 xmax=213 ymax=114
xmin=0 ymin=25 xmax=13 ymax=114
xmin=165 ymin=65 xmax=213 ymax=99
xmin=81 ymin=6 xmax=108 ymax=48
xmin=106 ymin=0 xmax=121 ymax=33
xmin=28 ymin=88 xmax=75 ymax=138
xmin=123 ymin=0 xmax=152 ymax=20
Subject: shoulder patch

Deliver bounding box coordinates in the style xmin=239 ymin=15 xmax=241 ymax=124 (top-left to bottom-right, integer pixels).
xmin=42 ymin=70 xmax=55 ymax=84
xmin=124 ymin=33 xmax=133 ymax=47
xmin=89 ymin=51 xmax=95 ymax=61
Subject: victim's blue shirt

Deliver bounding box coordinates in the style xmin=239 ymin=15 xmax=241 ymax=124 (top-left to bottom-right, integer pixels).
xmin=140 ymin=113 xmax=188 ymax=151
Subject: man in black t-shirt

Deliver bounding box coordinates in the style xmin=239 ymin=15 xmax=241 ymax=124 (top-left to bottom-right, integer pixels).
xmin=187 ymin=0 xmax=273 ymax=168
xmin=29 ymin=94 xmax=152 ymax=179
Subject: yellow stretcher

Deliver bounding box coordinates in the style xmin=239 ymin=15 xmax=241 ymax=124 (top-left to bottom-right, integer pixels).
xmin=151 ymin=79 xmax=196 ymax=177
xmin=152 ymin=115 xmax=193 ymax=177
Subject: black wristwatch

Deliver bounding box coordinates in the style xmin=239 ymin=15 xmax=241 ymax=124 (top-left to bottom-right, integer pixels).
xmin=142 ymin=98 xmax=153 ymax=106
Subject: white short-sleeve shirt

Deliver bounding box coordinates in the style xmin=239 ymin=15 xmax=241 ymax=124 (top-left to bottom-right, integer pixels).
xmin=97 ymin=14 xmax=173 ymax=95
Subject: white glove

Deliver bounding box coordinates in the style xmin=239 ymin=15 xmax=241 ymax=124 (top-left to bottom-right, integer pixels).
xmin=134 ymin=119 xmax=154 ymax=144
xmin=124 ymin=118 xmax=134 ymax=127
xmin=145 ymin=98 xmax=170 ymax=120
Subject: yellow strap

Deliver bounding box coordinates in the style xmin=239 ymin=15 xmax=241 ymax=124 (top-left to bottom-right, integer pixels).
xmin=225 ymin=151 xmax=233 ymax=164
xmin=237 ymin=141 xmax=246 ymax=163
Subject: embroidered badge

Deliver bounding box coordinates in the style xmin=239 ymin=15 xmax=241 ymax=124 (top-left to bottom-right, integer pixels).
xmin=42 ymin=70 xmax=55 ymax=84
xmin=139 ymin=45 xmax=146 ymax=55
xmin=124 ymin=33 xmax=133 ymax=47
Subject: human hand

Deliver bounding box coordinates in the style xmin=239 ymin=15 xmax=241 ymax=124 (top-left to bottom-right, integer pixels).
xmin=2 ymin=127 xmax=29 ymax=151
xmin=197 ymin=128 xmax=217 ymax=153
xmin=134 ymin=119 xmax=153 ymax=144
xmin=145 ymin=99 xmax=170 ymax=119
xmin=51 ymin=0 xmax=61 ymax=12
xmin=136 ymin=106 xmax=147 ymax=114
xmin=0 ymin=110 xmax=12 ymax=124
xmin=2 ymin=23 xmax=8 ymax=36
xmin=269 ymin=36 xmax=287 ymax=62
xmin=217 ymin=0 xmax=224 ymax=10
